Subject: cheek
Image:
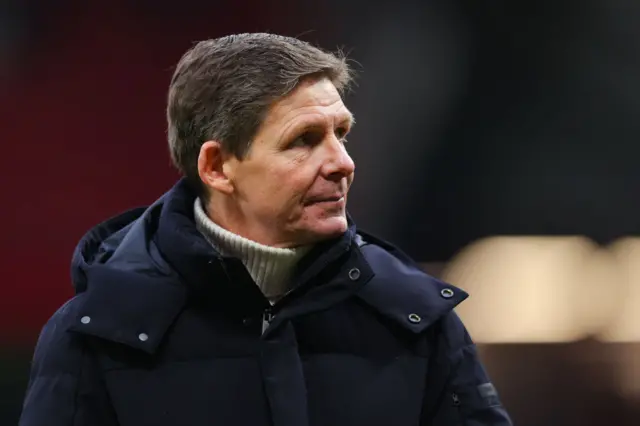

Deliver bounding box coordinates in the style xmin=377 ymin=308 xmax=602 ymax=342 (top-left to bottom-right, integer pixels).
xmin=241 ymin=154 xmax=319 ymax=207
xmin=254 ymin=168 xmax=310 ymax=205
xmin=275 ymin=159 xmax=318 ymax=193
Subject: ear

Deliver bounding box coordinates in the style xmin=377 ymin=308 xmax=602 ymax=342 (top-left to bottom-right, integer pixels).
xmin=197 ymin=141 xmax=235 ymax=195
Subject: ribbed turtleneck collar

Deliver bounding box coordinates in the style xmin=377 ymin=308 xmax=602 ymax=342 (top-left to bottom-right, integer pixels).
xmin=194 ymin=198 xmax=312 ymax=302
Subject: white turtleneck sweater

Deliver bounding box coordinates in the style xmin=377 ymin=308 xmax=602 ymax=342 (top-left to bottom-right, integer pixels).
xmin=194 ymin=198 xmax=311 ymax=303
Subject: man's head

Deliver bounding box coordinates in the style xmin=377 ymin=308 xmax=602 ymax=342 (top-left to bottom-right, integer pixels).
xmin=167 ymin=33 xmax=356 ymax=248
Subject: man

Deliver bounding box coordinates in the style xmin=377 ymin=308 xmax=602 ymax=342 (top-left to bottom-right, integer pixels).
xmin=19 ymin=33 xmax=511 ymax=426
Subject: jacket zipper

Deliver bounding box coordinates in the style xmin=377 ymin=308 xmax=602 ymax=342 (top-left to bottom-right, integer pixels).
xmin=452 ymin=393 xmax=461 ymax=407
xmin=262 ymin=307 xmax=275 ymax=335
xmin=451 ymin=392 xmax=462 ymax=424
xmin=259 ymin=275 xmax=303 ymax=335
xmin=259 ymin=241 xmax=352 ymax=336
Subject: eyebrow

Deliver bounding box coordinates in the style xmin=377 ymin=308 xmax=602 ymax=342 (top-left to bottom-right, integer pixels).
xmin=278 ymin=111 xmax=355 ymax=145
xmin=294 ymin=112 xmax=355 ymax=133
xmin=343 ymin=112 xmax=356 ymax=128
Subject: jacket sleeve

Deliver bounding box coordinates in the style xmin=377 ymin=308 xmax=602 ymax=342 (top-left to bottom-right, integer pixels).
xmin=426 ymin=312 xmax=513 ymax=426
xmin=19 ymin=302 xmax=118 ymax=426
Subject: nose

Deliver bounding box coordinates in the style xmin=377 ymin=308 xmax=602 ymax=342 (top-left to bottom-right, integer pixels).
xmin=321 ymin=137 xmax=355 ymax=181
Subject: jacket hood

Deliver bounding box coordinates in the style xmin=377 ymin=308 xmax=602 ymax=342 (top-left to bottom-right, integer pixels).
xmin=70 ymin=179 xmax=358 ymax=296
xmin=66 ymin=178 xmax=366 ymax=354
xmin=70 ymin=194 xmax=168 ymax=294
xmin=66 ymin=179 xmax=466 ymax=355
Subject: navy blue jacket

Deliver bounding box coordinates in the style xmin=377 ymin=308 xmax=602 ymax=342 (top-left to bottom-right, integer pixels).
xmin=20 ymin=179 xmax=512 ymax=426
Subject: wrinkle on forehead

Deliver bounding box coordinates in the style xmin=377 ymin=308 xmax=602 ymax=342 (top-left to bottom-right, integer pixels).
xmin=264 ymin=78 xmax=353 ymax=128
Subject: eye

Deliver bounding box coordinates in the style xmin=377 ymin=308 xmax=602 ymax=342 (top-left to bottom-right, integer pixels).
xmin=289 ymin=131 xmax=322 ymax=148
xmin=335 ymin=126 xmax=350 ymax=142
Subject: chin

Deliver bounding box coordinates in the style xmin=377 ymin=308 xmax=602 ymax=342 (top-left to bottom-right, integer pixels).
xmin=306 ymin=216 xmax=349 ymax=241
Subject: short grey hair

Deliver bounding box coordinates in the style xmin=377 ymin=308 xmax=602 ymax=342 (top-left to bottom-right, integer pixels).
xmin=167 ymin=33 xmax=354 ymax=194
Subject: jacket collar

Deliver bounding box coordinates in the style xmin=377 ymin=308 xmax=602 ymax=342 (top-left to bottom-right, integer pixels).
xmin=70 ymin=179 xmax=362 ymax=353
xmin=155 ymin=179 xmax=362 ymax=302
xmin=69 ymin=179 xmax=465 ymax=353
xmin=354 ymin=231 xmax=468 ymax=333
xmin=69 ymin=264 xmax=188 ymax=354
xmin=68 ymin=189 xmax=195 ymax=354
xmin=266 ymin=231 xmax=467 ymax=337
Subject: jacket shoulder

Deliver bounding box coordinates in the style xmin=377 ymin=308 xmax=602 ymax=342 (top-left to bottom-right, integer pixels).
xmin=28 ymin=297 xmax=88 ymax=376
xmin=20 ymin=297 xmax=117 ymax=426
xmin=436 ymin=310 xmax=473 ymax=353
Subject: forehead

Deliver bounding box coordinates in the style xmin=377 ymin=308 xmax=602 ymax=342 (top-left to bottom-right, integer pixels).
xmin=264 ymin=78 xmax=353 ymax=128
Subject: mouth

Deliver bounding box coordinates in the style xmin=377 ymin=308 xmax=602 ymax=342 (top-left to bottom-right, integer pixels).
xmin=304 ymin=195 xmax=345 ymax=206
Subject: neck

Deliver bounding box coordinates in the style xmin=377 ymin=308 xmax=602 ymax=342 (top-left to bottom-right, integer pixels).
xmin=207 ymin=193 xmax=295 ymax=248
xmin=194 ymin=198 xmax=312 ymax=302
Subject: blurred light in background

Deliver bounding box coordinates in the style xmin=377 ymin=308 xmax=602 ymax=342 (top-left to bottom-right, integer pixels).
xmin=597 ymin=238 xmax=640 ymax=403
xmin=441 ymin=236 xmax=638 ymax=344
xmin=443 ymin=236 xmax=600 ymax=343
xmin=438 ymin=235 xmax=640 ymax=417
xmin=598 ymin=238 xmax=640 ymax=343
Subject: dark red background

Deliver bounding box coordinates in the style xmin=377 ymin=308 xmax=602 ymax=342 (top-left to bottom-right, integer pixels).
xmin=0 ymin=1 xmax=302 ymax=343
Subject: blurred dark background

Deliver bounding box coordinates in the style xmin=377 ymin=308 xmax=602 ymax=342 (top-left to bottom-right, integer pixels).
xmin=1 ymin=0 xmax=639 ymax=424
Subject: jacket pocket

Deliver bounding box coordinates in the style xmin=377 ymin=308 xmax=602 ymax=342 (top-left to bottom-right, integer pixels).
xmin=103 ymin=358 xmax=272 ymax=426
xmin=303 ymin=353 xmax=428 ymax=426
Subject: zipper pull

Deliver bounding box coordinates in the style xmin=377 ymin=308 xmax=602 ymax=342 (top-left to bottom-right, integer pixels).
xmin=452 ymin=393 xmax=461 ymax=407
xmin=262 ymin=308 xmax=274 ymax=335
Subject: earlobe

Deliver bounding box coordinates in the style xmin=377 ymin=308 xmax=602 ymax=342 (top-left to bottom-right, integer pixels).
xmin=197 ymin=141 xmax=234 ymax=195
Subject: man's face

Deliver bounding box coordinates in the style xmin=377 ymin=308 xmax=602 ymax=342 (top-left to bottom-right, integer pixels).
xmin=225 ymin=78 xmax=355 ymax=247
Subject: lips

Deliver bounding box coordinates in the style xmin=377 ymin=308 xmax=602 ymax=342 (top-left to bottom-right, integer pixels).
xmin=304 ymin=195 xmax=345 ymax=205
